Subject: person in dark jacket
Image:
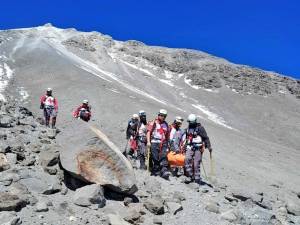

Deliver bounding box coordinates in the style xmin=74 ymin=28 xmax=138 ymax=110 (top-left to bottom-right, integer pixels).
xmin=125 ymin=114 xmax=139 ymax=157
xmin=182 ymin=114 xmax=212 ymax=185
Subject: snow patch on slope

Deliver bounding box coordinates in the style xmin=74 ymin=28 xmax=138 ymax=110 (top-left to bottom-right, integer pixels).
xmin=159 ymin=79 xmax=174 ymax=87
xmin=18 ymin=87 xmax=29 ymax=101
xmin=0 ymin=63 xmax=14 ymax=101
xmin=192 ymin=104 xmax=234 ymax=130
xmin=46 ymin=39 xmax=169 ymax=106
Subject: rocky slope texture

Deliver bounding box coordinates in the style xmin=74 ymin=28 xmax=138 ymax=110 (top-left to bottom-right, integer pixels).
xmin=0 ymin=24 xmax=300 ymax=224
xmin=1 ymin=98 xmax=300 ymax=225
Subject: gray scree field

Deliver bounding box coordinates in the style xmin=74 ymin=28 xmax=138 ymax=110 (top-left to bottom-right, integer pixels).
xmin=0 ymin=24 xmax=299 ymax=225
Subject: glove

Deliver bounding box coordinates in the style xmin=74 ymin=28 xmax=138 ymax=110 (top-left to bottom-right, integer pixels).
xmin=200 ymin=146 xmax=205 ymax=154
xmin=40 ymin=104 xmax=44 ymax=109
xmin=208 ymin=147 xmax=213 ymax=153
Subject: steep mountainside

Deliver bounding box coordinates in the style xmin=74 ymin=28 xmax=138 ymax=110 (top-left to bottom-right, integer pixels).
xmin=0 ymin=24 xmax=299 ymax=225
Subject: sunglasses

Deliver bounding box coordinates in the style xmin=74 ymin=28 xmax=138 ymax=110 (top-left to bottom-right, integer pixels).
xmin=158 ymin=114 xmax=167 ymax=117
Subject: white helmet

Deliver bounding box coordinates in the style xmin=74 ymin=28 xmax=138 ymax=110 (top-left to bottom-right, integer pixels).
xmin=132 ymin=114 xmax=139 ymax=120
xmin=158 ymin=109 xmax=167 ymax=116
xmin=175 ymin=116 xmax=184 ymax=123
xmin=83 ymin=99 xmax=89 ymax=104
xmin=47 ymin=87 xmax=52 ymax=92
xmin=139 ymin=110 xmax=146 ymax=117
xmin=187 ymin=114 xmax=197 ymax=123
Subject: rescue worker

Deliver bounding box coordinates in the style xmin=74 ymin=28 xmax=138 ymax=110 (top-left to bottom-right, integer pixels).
xmin=40 ymin=88 xmax=58 ymax=128
xmin=73 ymin=100 xmax=92 ymax=122
xmin=147 ymin=109 xmax=170 ymax=179
xmin=136 ymin=110 xmax=147 ymax=170
xmin=125 ymin=114 xmax=139 ymax=158
xmin=169 ymin=116 xmax=185 ymax=176
xmin=169 ymin=116 xmax=184 ymax=153
xmin=182 ymin=114 xmax=212 ymax=185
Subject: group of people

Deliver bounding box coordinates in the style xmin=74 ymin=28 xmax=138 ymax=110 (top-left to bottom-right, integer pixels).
xmin=126 ymin=109 xmax=212 ymax=185
xmin=39 ymin=88 xmax=92 ymax=128
xmin=39 ymin=88 xmax=212 ymax=185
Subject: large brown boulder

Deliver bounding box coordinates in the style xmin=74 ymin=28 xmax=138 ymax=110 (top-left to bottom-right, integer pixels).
xmin=58 ymin=120 xmax=137 ymax=194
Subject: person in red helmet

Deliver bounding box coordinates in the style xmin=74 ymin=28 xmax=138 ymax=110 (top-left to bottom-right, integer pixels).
xmin=40 ymin=88 xmax=58 ymax=128
xmin=73 ymin=100 xmax=92 ymax=122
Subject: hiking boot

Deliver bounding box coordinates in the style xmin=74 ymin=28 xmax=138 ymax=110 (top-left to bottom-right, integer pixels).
xmin=171 ymin=167 xmax=179 ymax=177
xmin=139 ymin=162 xmax=147 ymax=170
xmin=184 ymin=177 xmax=193 ymax=184
xmin=161 ymin=171 xmax=170 ymax=180
xmin=195 ymin=179 xmax=205 ymax=186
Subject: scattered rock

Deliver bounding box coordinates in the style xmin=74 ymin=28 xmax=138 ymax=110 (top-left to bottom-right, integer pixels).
xmin=256 ymin=199 xmax=273 ymax=210
xmin=221 ymin=210 xmax=237 ymax=222
xmin=5 ymin=153 xmax=17 ymax=165
xmin=43 ymin=166 xmax=57 ymax=175
xmin=0 ymin=211 xmax=21 ymax=225
xmin=286 ymin=199 xmax=300 ymax=216
xmin=144 ymin=197 xmax=164 ymax=215
xmin=0 ymin=192 xmax=27 ymax=211
xmin=39 ymin=150 xmax=59 ymax=167
xmin=0 ymin=115 xmax=14 ymax=128
xmin=172 ymin=191 xmax=185 ymax=202
xmin=73 ymin=184 xmax=106 ymax=207
xmin=19 ymin=174 xmax=61 ymax=195
xmin=35 ymin=201 xmax=48 ymax=212
xmin=124 ymin=197 xmax=133 ymax=206
xmin=205 ymin=200 xmax=220 ymax=214
xmin=0 ymin=153 xmax=10 ymax=171
xmin=123 ymin=209 xmax=142 ymax=224
xmin=47 ymin=129 xmax=57 ymax=139
xmin=224 ymin=194 xmax=238 ymax=202
xmin=165 ymin=201 xmax=183 ymax=215
xmin=231 ymin=189 xmax=252 ymax=201
xmin=153 ymin=217 xmax=163 ymax=225
xmin=107 ymin=214 xmax=131 ymax=225
xmin=59 ymin=121 xmax=137 ymax=194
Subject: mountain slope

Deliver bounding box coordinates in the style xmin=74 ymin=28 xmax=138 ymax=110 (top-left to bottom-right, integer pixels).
xmin=1 ymin=24 xmax=299 ymax=205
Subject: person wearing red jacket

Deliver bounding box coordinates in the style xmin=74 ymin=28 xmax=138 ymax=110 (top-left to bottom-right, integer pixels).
xmin=40 ymin=88 xmax=58 ymax=128
xmin=73 ymin=100 xmax=91 ymax=122
xmin=147 ymin=109 xmax=170 ymax=180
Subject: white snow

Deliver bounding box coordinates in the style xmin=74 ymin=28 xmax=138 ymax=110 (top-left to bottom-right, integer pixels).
xmin=164 ymin=70 xmax=174 ymax=79
xmin=116 ymin=57 xmax=156 ymax=77
xmin=159 ymin=79 xmax=174 ymax=87
xmin=278 ymin=90 xmax=286 ymax=94
xmin=0 ymin=63 xmax=14 ymax=101
xmin=129 ymin=95 xmax=136 ymax=99
xmin=46 ymin=40 xmax=169 ymax=106
xmin=107 ymin=88 xmax=120 ymax=94
xmin=18 ymin=87 xmax=29 ymax=100
xmin=184 ymin=77 xmax=200 ymax=89
xmin=179 ymin=92 xmax=187 ymax=98
xmin=192 ymin=104 xmax=234 ymax=130
xmin=231 ymin=89 xmax=238 ymax=93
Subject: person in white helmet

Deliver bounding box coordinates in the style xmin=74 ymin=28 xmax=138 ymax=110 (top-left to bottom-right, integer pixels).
xmin=40 ymin=88 xmax=58 ymax=128
xmin=136 ymin=110 xmax=147 ymax=169
xmin=169 ymin=116 xmax=185 ymax=153
xmin=147 ymin=109 xmax=170 ymax=179
xmin=169 ymin=116 xmax=185 ymax=176
xmin=182 ymin=114 xmax=212 ymax=185
xmin=73 ymin=100 xmax=92 ymax=122
xmin=124 ymin=114 xmax=140 ymax=158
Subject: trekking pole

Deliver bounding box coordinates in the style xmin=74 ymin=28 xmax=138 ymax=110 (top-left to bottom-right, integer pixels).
xmin=147 ymin=145 xmax=151 ymax=172
xmin=201 ymin=152 xmax=209 ymax=181
xmin=201 ymin=160 xmax=208 ymax=181
xmin=123 ymin=140 xmax=129 ymax=157
xmin=209 ymin=151 xmax=215 ymax=177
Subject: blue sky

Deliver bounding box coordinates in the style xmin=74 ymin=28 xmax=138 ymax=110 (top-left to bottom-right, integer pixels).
xmin=1 ymin=0 xmax=299 ymax=79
